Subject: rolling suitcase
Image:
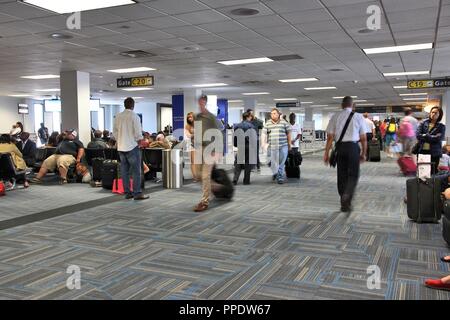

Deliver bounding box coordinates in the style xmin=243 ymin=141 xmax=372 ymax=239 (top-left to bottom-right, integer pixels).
xmin=102 ymin=161 xmax=119 ymax=190
xmin=92 ymin=158 xmax=105 ymax=182
xmin=211 ymin=166 xmax=234 ymax=200
xmin=398 ymin=156 xmax=417 ymax=176
xmin=443 ymin=201 xmax=450 ymax=245
xmin=406 ymin=177 xmax=442 ymax=223
xmin=368 ymin=140 xmax=381 ymax=162
xmin=285 ymin=151 xmax=301 ymax=179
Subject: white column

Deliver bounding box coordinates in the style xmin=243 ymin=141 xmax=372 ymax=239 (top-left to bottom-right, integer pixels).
xmin=305 ymin=106 xmax=313 ymax=122
xmin=184 ymin=89 xmax=202 ymax=119
xmin=60 ymin=71 xmax=91 ymax=145
xmin=442 ymin=90 xmax=450 ymax=142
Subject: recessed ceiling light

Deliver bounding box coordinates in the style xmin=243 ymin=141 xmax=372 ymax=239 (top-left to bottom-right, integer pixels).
xmin=192 ymin=83 xmax=228 ymax=88
xmin=49 ymin=32 xmax=73 ymax=40
xmin=217 ymin=57 xmax=273 ymax=65
xmin=383 ymin=71 xmax=429 ymax=77
xmin=279 ymin=78 xmax=319 ymax=83
xmin=399 ymin=93 xmax=428 ymax=96
xmin=21 ymin=74 xmax=60 ymax=80
xmin=21 ymin=0 xmax=137 ymax=14
xmin=242 ymin=92 xmax=270 ymax=96
xmin=228 ymin=100 xmax=243 ymax=103
xmin=8 ymin=94 xmax=31 ymax=97
xmin=230 ymin=8 xmax=260 ymax=16
xmin=333 ymin=96 xmax=357 ymax=99
xmin=393 ymin=85 xmax=408 ymax=89
xmin=363 ymin=43 xmax=433 ymax=55
xmin=108 ymin=67 xmax=156 ymax=73
xmin=35 ymin=88 xmax=60 ymax=92
xmin=122 ymin=88 xmax=153 ymax=91
xmin=304 ymin=87 xmax=337 ymax=90
xmin=403 ymin=97 xmax=427 ymax=101
xmin=274 ymin=98 xmax=298 ymax=101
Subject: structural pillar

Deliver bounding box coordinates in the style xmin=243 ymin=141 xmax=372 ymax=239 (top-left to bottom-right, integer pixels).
xmin=305 ymin=106 xmax=313 ymax=122
xmin=60 ymin=70 xmax=91 ymax=144
xmin=442 ymin=90 xmax=450 ymax=142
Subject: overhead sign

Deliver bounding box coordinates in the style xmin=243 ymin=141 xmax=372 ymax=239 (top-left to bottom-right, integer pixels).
xmin=355 ymin=106 xmax=387 ymax=113
xmin=18 ymin=103 xmax=29 ymax=114
xmin=391 ymin=106 xmax=424 ymax=113
xmin=276 ymin=102 xmax=298 ymax=108
xmin=407 ymin=79 xmax=450 ymax=89
xmin=117 ymin=76 xmax=154 ymax=88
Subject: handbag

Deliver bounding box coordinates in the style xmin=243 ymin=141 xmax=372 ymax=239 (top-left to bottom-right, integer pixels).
xmin=329 ymin=112 xmax=355 ymax=168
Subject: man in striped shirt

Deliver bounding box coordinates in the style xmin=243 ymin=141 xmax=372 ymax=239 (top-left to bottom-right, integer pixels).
xmin=262 ymin=108 xmax=292 ymax=184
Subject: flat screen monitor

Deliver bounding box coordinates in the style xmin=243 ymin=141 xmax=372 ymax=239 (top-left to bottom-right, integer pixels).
xmin=18 ymin=103 xmax=29 ymax=114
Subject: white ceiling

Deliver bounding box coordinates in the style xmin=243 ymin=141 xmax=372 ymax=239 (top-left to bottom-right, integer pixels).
xmin=0 ymin=0 xmax=449 ymax=110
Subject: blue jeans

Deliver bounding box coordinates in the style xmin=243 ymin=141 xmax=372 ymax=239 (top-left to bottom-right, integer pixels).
xmin=119 ymin=147 xmax=142 ymax=196
xmin=270 ymin=145 xmax=289 ymax=179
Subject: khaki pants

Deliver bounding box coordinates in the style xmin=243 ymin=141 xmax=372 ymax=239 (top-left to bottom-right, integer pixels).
xmin=193 ymin=148 xmax=217 ymax=205
xmin=42 ymin=154 xmax=76 ymax=171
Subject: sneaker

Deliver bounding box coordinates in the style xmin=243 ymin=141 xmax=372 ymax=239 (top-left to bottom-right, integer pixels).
xmin=125 ymin=193 xmax=134 ymax=200
xmin=277 ymin=179 xmax=284 ymax=185
xmin=30 ymin=177 xmax=42 ymax=184
xmin=134 ymin=194 xmax=149 ymax=201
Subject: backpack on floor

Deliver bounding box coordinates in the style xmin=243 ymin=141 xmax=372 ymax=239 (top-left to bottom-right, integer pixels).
xmin=211 ymin=166 xmax=234 ymax=200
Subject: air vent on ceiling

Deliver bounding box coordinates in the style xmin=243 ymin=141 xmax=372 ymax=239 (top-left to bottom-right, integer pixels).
xmin=242 ymin=80 xmax=265 ymax=85
xmin=269 ymin=54 xmax=303 ymax=61
xmin=119 ymin=50 xmax=156 ymax=58
xmin=230 ymin=8 xmax=260 ymax=16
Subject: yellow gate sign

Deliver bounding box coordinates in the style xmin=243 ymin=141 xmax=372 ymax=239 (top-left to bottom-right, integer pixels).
xmin=407 ymin=80 xmax=434 ymax=89
xmin=117 ymin=76 xmax=154 ymax=88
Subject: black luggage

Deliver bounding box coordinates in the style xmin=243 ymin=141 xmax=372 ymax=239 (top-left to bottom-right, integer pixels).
xmin=368 ymin=140 xmax=381 ymax=162
xmin=443 ymin=201 xmax=450 ymax=245
xmin=102 ymin=161 xmax=119 ymax=190
xmin=92 ymin=158 xmax=105 ymax=182
xmin=285 ymin=150 xmax=301 ymax=179
xmin=406 ymin=177 xmax=442 ymax=223
xmin=211 ymin=166 xmax=234 ymax=200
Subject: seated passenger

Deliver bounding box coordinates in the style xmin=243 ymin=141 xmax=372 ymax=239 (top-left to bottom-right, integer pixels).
xmin=31 ymin=129 xmax=85 ymax=185
xmin=46 ymin=131 xmax=60 ymax=147
xmin=439 ymin=145 xmax=450 ymax=172
xmin=18 ymin=132 xmax=37 ymax=167
xmin=425 ymin=255 xmax=450 ymax=291
xmin=107 ymin=138 xmax=117 ymax=149
xmin=0 ymin=134 xmax=29 ymax=188
xmin=87 ymin=130 xmax=108 ymax=149
xmin=148 ymin=133 xmax=170 ymax=149
xmin=102 ymin=130 xmax=110 ymax=143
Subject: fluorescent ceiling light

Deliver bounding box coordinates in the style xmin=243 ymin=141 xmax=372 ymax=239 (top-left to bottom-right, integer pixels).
xmin=34 ymin=88 xmax=60 ymax=92
xmin=120 ymin=97 xmax=143 ymax=99
xmin=108 ymin=67 xmax=156 ymax=73
xmin=21 ymin=74 xmax=60 ymax=80
xmin=228 ymin=100 xmax=243 ymax=103
xmin=122 ymin=88 xmax=153 ymax=91
xmin=333 ymin=96 xmax=357 ymax=99
xmin=242 ymin=92 xmax=270 ymax=95
xmin=399 ymin=93 xmax=428 ymax=96
xmin=274 ymin=98 xmax=297 ymax=101
xmin=217 ymin=57 xmax=273 ymax=65
xmin=304 ymin=87 xmax=337 ymax=90
xmin=354 ymin=100 xmax=367 ymax=102
xmin=192 ymin=83 xmax=228 ymax=88
xmin=356 ymin=103 xmax=375 ymax=106
xmin=301 ymin=102 xmax=313 ymax=104
xmin=403 ymin=97 xmax=427 ymax=101
xmin=22 ymin=0 xmax=137 ymax=14
xmin=363 ymin=43 xmax=433 ymax=55
xmin=311 ymin=105 xmax=328 ymax=107
xmin=393 ymin=85 xmax=408 ymax=89
xmin=279 ymin=78 xmax=319 ymax=83
xmin=383 ymin=71 xmax=429 ymax=77
xmin=8 ymin=94 xmax=31 ymax=97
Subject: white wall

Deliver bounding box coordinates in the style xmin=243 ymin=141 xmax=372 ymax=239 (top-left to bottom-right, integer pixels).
xmin=229 ymin=107 xmax=244 ymax=126
xmin=106 ymin=101 xmax=158 ymax=134
xmin=0 ymin=96 xmax=36 ymax=134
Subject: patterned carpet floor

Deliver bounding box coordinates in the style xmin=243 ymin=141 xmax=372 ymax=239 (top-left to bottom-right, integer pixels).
xmin=0 ymin=153 xmax=449 ymax=300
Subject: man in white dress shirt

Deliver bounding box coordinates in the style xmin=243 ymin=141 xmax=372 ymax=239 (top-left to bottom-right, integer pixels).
xmin=113 ymin=97 xmax=148 ymax=201
xmin=324 ymin=96 xmax=367 ymax=212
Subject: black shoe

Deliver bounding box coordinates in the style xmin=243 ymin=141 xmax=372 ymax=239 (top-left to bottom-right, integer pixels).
xmin=134 ymin=194 xmax=149 ymax=201
xmin=272 ymin=174 xmax=277 ymax=181
xmin=340 ymin=206 xmax=350 ymax=213
xmin=243 ymin=182 xmax=251 ymax=185
xmin=232 ymin=180 xmax=237 ymax=186
xmin=125 ymin=193 xmax=134 ymax=200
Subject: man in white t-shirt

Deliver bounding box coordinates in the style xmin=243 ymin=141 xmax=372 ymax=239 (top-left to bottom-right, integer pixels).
xmin=289 ymin=113 xmax=302 ymax=153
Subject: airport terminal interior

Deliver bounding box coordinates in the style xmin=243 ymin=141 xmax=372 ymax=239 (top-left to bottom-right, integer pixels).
xmin=0 ymin=0 xmax=450 ymax=300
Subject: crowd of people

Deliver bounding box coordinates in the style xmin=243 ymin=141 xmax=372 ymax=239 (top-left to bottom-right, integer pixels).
xmin=1 ymin=95 xmax=449 ymax=292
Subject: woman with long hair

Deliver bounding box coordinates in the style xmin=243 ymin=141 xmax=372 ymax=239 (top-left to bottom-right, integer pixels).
xmin=185 ymin=112 xmax=199 ymax=182
xmin=416 ymin=106 xmax=446 ymax=174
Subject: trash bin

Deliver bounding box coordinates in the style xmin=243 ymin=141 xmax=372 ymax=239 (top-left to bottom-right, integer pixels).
xmin=162 ymin=149 xmax=183 ymax=189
